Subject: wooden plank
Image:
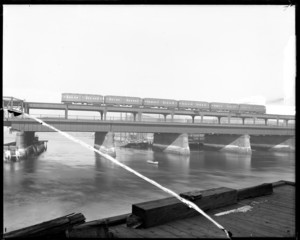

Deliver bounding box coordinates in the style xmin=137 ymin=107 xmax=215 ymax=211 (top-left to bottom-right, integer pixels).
xmin=213 ymin=216 xmax=265 ymax=237
xmin=215 ymin=212 xmax=283 ymax=237
xmin=179 ymin=216 xmax=226 ymax=238
xmin=242 ymin=210 xmax=295 ymax=230
xmin=132 ymin=187 xmax=237 ymax=228
xmin=3 ymin=213 xmax=85 ymax=238
xmin=218 ymin=210 xmax=293 ymax=237
xmin=90 ymin=213 xmax=130 ymax=226
xmin=211 ymin=200 xmax=295 ymax=233
xmin=147 ymin=224 xmax=188 ymax=238
xmin=251 ymin=203 xmax=295 ymax=218
xmin=155 ymin=224 xmax=196 ymax=238
xmin=110 ymin=225 xmax=146 ymax=238
xmin=237 ymin=183 xmax=273 ymax=200
xmin=166 ymin=218 xmax=211 ymax=238
xmin=265 ymin=199 xmax=295 ymax=210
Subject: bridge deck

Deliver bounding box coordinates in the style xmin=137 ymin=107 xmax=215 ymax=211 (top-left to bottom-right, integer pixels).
xmin=109 ymin=182 xmax=295 ymax=238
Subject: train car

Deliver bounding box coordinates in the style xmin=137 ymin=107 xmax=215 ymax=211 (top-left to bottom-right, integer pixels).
xmin=104 ymin=95 xmax=143 ymax=107
xmin=210 ymin=102 xmax=240 ymax=112
xmin=239 ymin=104 xmax=266 ymax=114
xmin=143 ymin=98 xmax=177 ymax=109
xmin=61 ymin=93 xmax=103 ymax=105
xmin=61 ymin=93 xmax=83 ymax=104
xmin=178 ymin=100 xmax=210 ymax=111
xmin=80 ymin=94 xmax=103 ymax=105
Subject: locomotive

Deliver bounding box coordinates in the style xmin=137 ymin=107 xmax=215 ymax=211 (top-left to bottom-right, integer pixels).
xmin=61 ymin=93 xmax=266 ymax=114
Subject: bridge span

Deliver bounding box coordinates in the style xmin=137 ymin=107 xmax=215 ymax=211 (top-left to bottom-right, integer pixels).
xmin=4 ymin=116 xmax=295 ymax=157
xmin=4 ymin=117 xmax=294 ymax=136
xmin=3 ymin=97 xmax=295 ymax=156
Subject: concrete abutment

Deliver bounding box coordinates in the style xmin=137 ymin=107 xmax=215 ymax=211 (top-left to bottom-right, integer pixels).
xmin=203 ymin=134 xmax=252 ymax=153
xmin=152 ymin=133 xmax=190 ymax=155
xmin=94 ymin=132 xmax=116 ymax=157
xmin=250 ymin=135 xmax=295 ymax=152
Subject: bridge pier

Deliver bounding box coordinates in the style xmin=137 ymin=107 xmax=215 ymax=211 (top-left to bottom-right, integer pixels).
xmin=16 ymin=131 xmax=35 ymax=148
xmin=192 ymin=115 xmax=195 ymax=123
xmin=133 ymin=112 xmax=142 ymax=121
xmin=250 ymin=135 xmax=295 ymax=152
xmin=242 ymin=118 xmax=245 ymax=125
xmin=65 ymin=105 xmax=68 ymax=119
xmin=14 ymin=131 xmax=47 ymax=159
xmin=152 ymin=133 xmax=190 ymax=155
xmin=203 ymin=134 xmax=252 ymax=153
xmin=94 ymin=132 xmax=116 ymax=157
xmin=103 ymin=109 xmax=107 ymax=120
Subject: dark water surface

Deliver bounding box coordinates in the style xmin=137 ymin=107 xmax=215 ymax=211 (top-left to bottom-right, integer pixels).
xmin=3 ymin=131 xmax=295 ymax=232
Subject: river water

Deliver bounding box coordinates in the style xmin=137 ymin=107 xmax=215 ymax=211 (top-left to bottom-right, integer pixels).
xmin=3 ymin=130 xmax=295 ymax=232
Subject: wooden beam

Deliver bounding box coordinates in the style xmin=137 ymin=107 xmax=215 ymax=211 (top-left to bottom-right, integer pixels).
xmin=132 ymin=187 xmax=237 ymax=228
xmin=237 ymin=183 xmax=273 ymax=200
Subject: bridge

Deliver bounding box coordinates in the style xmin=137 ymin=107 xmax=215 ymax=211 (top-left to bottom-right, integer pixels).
xmin=3 ymin=97 xmax=295 ymax=156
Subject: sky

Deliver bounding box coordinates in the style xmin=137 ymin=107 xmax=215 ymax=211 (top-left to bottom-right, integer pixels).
xmin=3 ymin=5 xmax=295 ymax=114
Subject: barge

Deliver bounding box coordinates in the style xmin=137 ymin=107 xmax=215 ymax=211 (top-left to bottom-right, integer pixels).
xmin=3 ymin=137 xmax=47 ymax=162
xmin=2 ymin=180 xmax=295 ymax=238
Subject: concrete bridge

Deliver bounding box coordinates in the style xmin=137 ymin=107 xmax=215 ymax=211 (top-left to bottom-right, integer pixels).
xmin=3 ymin=97 xmax=295 ymax=156
xmin=4 ymin=116 xmax=295 ymax=156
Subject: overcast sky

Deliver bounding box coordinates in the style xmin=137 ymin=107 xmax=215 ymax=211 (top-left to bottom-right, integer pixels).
xmin=3 ymin=5 xmax=295 ymax=108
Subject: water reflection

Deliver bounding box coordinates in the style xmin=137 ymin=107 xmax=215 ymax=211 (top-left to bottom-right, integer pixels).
xmin=153 ymin=152 xmax=190 ymax=174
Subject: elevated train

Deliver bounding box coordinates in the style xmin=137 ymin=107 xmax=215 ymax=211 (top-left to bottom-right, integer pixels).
xmin=61 ymin=93 xmax=266 ymax=114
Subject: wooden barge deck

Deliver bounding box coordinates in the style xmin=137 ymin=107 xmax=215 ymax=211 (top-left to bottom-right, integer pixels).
xmin=109 ymin=181 xmax=295 ymax=238
xmin=3 ymin=180 xmax=295 ymax=239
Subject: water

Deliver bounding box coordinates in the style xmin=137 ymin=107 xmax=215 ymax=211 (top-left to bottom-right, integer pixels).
xmin=3 ymin=131 xmax=295 ymax=232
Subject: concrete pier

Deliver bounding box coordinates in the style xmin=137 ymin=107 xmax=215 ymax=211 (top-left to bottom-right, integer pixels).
xmin=16 ymin=131 xmax=35 ymax=148
xmin=3 ymin=131 xmax=47 ymax=161
xmin=94 ymin=132 xmax=116 ymax=157
xmin=152 ymin=133 xmax=190 ymax=155
xmin=203 ymin=134 xmax=252 ymax=153
xmin=250 ymin=135 xmax=295 ymax=152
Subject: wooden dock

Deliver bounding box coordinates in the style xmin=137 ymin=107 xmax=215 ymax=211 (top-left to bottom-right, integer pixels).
xmin=109 ymin=181 xmax=295 ymax=238
xmin=3 ymin=180 xmax=295 ymax=239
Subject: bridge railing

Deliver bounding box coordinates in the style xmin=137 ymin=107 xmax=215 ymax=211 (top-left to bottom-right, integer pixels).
xmin=3 ymin=113 xmax=295 ymax=128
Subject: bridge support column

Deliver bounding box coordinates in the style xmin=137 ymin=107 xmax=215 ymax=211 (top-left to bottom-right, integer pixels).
xmin=171 ymin=112 xmax=174 ymax=122
xmin=94 ymin=132 xmax=116 ymax=157
xmin=65 ymin=105 xmax=68 ymax=119
xmin=16 ymin=131 xmax=35 ymax=148
xmin=242 ymin=118 xmax=245 ymax=125
xmin=250 ymin=135 xmax=295 ymax=152
xmin=152 ymin=133 xmax=190 ymax=155
xmin=163 ymin=114 xmax=167 ymax=122
xmin=217 ymin=117 xmax=221 ymax=124
xmin=203 ymin=134 xmax=252 ymax=153
xmin=24 ymin=105 xmax=30 ymax=114
xmin=103 ymin=109 xmax=107 ymax=120
xmin=264 ymin=119 xmax=268 ymax=125
xmin=15 ymin=131 xmax=47 ymax=158
xmin=138 ymin=112 xmax=142 ymax=121
xmin=192 ymin=116 xmax=195 ymax=123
